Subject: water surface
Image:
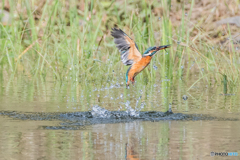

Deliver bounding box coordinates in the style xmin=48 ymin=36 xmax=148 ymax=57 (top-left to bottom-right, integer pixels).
xmin=0 ymin=75 xmax=239 ymax=159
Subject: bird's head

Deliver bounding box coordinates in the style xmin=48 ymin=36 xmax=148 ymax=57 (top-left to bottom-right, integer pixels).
xmin=143 ymin=45 xmax=171 ymax=57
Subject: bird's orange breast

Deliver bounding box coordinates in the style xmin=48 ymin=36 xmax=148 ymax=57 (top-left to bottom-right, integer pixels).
xmin=128 ymin=56 xmax=152 ymax=78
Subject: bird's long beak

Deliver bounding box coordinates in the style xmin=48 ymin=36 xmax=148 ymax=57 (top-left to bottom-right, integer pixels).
xmin=156 ymin=44 xmax=171 ymax=51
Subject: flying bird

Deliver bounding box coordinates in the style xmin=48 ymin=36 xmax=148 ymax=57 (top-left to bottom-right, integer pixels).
xmin=111 ymin=28 xmax=171 ymax=87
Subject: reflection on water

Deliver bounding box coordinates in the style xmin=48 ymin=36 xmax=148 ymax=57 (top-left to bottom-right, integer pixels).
xmin=0 ymin=75 xmax=240 ymax=159
xmin=0 ymin=118 xmax=239 ymax=159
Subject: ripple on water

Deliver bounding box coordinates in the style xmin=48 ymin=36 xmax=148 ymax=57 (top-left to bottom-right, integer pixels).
xmin=0 ymin=106 xmax=238 ymax=130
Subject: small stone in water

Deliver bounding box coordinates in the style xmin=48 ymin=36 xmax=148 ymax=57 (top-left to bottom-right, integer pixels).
xmin=182 ymin=95 xmax=188 ymax=100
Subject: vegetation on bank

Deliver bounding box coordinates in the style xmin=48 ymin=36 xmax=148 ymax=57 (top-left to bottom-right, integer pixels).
xmin=0 ymin=0 xmax=240 ymax=87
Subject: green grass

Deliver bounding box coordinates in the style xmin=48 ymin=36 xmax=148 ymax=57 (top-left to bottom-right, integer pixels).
xmin=0 ymin=0 xmax=239 ymax=89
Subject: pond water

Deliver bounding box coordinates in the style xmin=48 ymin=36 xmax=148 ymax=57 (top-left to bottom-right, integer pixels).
xmin=0 ymin=74 xmax=239 ymax=159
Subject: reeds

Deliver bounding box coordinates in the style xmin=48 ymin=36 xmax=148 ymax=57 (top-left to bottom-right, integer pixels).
xmin=0 ymin=0 xmax=239 ymax=87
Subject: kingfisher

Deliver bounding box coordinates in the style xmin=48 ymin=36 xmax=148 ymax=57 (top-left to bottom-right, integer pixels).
xmin=111 ymin=28 xmax=171 ymax=87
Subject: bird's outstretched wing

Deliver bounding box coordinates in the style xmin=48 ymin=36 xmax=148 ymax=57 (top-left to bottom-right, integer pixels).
xmin=111 ymin=28 xmax=142 ymax=66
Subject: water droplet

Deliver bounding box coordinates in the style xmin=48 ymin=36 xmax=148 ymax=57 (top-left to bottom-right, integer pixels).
xmin=182 ymin=95 xmax=188 ymax=100
xmin=181 ymin=66 xmax=184 ymax=69
xmin=236 ymin=47 xmax=239 ymax=50
xmin=140 ymin=102 xmax=145 ymax=109
xmin=120 ymin=93 xmax=123 ymax=99
xmin=158 ymin=17 xmax=161 ymax=20
xmin=177 ymin=41 xmax=181 ymax=44
xmin=153 ymin=65 xmax=158 ymax=70
xmin=185 ymin=13 xmax=188 ymax=16
xmin=201 ymin=68 xmax=204 ymax=72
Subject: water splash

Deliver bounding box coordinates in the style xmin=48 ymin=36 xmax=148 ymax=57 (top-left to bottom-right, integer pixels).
xmin=96 ymin=82 xmax=122 ymax=91
xmin=124 ymin=101 xmax=139 ymax=117
xmin=91 ymin=105 xmax=111 ymax=118
xmin=135 ymin=96 xmax=141 ymax=107
xmin=0 ymin=107 xmax=238 ymax=130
